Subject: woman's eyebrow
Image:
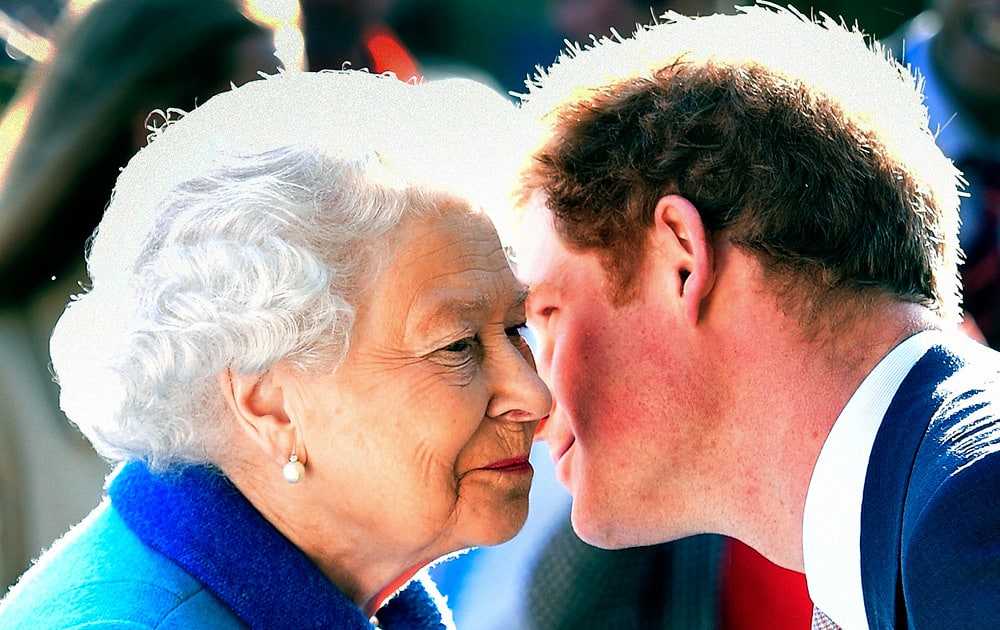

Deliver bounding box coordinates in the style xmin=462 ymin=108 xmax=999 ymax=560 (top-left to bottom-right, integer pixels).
xmin=413 ymin=284 xmax=530 ymax=337
xmin=502 ymin=284 xmax=529 ymax=316
xmin=513 ymin=284 xmax=530 ymax=306
xmin=427 ymin=282 xmax=529 ymax=314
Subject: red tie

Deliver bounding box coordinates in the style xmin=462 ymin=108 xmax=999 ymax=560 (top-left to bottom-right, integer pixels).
xmin=959 ymin=157 xmax=1000 ymax=349
xmin=720 ymin=538 xmax=813 ymax=629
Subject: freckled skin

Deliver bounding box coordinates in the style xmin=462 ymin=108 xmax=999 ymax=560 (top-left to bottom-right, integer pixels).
xmin=276 ymin=200 xmax=551 ymax=596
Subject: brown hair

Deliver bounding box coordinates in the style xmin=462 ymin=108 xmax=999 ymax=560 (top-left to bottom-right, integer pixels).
xmin=516 ymin=8 xmax=960 ymax=326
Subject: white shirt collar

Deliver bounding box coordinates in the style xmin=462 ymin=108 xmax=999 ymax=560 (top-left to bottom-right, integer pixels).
xmin=802 ymin=330 xmax=940 ymax=629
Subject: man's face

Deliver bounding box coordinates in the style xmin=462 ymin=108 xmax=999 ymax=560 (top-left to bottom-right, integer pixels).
xmin=516 ymin=198 xmax=719 ymax=548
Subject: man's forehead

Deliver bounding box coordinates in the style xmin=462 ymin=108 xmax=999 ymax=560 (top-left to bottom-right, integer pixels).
xmin=512 ymin=198 xmax=558 ymax=278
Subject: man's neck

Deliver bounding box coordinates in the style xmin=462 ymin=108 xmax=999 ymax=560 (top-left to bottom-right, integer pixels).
xmin=715 ymin=300 xmax=939 ymax=570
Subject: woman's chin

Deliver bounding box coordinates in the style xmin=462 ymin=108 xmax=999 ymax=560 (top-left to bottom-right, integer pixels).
xmin=460 ymin=498 xmax=531 ymax=549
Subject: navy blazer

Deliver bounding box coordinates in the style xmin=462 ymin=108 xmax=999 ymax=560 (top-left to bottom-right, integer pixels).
xmin=861 ymin=336 xmax=1000 ymax=628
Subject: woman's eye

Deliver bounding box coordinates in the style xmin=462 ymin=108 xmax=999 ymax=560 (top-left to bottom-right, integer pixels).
xmin=441 ymin=337 xmax=479 ymax=356
xmin=440 ymin=337 xmax=481 ymax=361
xmin=437 ymin=336 xmax=483 ymax=370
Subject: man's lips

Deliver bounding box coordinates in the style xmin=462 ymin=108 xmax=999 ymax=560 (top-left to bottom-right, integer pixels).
xmin=549 ymin=436 xmax=576 ymax=490
xmin=480 ymin=454 xmax=533 ymax=473
xmin=551 ymin=436 xmax=574 ymax=463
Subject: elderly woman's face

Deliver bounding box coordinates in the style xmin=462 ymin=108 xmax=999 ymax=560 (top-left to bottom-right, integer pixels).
xmin=281 ymin=201 xmax=551 ymax=563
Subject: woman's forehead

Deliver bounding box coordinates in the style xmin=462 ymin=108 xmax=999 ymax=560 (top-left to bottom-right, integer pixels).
xmin=368 ymin=207 xmax=524 ymax=335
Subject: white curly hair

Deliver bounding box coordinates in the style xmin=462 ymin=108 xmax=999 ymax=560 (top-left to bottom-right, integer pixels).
xmin=49 ymin=70 xmax=524 ymax=470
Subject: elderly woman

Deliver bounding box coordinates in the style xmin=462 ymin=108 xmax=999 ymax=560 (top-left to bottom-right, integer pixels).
xmin=0 ymin=70 xmax=551 ymax=628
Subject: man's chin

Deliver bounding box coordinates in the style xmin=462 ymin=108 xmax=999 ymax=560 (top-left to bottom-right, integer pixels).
xmin=569 ymin=503 xmax=634 ymax=549
xmin=570 ymin=501 xmax=687 ymax=550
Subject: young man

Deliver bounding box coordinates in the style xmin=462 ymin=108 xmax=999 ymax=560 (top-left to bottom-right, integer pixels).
xmin=513 ymin=5 xmax=999 ymax=628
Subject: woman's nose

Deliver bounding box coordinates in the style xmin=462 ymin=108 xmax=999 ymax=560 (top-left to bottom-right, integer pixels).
xmin=486 ymin=339 xmax=553 ymax=423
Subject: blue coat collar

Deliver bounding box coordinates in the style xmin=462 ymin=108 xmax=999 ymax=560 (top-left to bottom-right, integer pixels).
xmin=108 ymin=461 xmax=448 ymax=629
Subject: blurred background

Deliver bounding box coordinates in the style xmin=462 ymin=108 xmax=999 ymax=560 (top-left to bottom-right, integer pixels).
xmin=0 ymin=0 xmax=926 ymax=108
xmin=0 ymin=0 xmax=935 ymax=627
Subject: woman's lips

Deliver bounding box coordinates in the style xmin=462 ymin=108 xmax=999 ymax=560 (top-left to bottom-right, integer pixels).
xmin=480 ymin=454 xmax=533 ymax=473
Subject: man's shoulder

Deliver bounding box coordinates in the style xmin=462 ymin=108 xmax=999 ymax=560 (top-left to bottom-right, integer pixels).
xmin=900 ymin=341 xmax=1000 ymax=627
xmin=867 ymin=336 xmax=1000 ymax=627
xmin=0 ymin=500 xmax=241 ymax=628
xmin=918 ymin=336 xmax=1000 ymax=452
xmin=877 ymin=335 xmax=1000 ymax=485
xmin=905 ymin=335 xmax=1000 ymax=513
xmin=893 ymin=334 xmax=1000 ymax=415
xmin=897 ymin=418 xmax=1000 ymax=627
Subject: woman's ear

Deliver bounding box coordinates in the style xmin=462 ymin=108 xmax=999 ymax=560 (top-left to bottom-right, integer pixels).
xmin=651 ymin=194 xmax=715 ymax=325
xmin=217 ymin=367 xmax=299 ymax=469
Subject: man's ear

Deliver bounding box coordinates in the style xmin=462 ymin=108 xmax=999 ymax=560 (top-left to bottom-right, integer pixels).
xmin=217 ymin=367 xmax=300 ymax=469
xmin=651 ymin=194 xmax=715 ymax=325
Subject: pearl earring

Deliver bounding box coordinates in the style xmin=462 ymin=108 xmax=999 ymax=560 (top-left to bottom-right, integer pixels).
xmin=283 ymin=452 xmax=305 ymax=484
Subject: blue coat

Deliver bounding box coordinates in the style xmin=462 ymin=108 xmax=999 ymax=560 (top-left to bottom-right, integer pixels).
xmin=861 ymin=337 xmax=1000 ymax=627
xmin=0 ymin=462 xmax=451 ymax=629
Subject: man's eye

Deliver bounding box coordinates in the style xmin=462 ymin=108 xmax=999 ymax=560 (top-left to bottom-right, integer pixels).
xmin=505 ymin=323 xmax=527 ymax=339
